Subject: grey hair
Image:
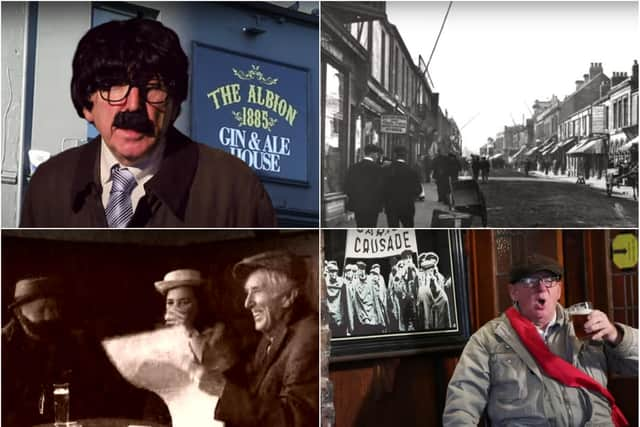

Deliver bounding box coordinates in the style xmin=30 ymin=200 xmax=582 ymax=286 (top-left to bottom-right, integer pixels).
xmin=249 ymin=268 xmax=298 ymax=297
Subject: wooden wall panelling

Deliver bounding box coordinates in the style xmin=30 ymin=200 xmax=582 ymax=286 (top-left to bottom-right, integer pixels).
xmin=584 ymin=230 xmax=610 ymax=312
xmin=561 ymin=230 xmax=587 ymax=305
xmin=330 ymin=355 xmax=440 ymax=427
xmin=469 ymin=230 xmax=499 ymax=328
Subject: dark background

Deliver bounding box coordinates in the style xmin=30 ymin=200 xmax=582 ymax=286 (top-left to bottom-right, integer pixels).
xmin=2 ymin=229 xmax=319 ymax=422
xmin=2 ymin=229 xmax=319 ymax=338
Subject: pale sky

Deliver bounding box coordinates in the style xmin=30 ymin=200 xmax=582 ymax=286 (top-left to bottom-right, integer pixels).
xmin=386 ymin=1 xmax=638 ymax=154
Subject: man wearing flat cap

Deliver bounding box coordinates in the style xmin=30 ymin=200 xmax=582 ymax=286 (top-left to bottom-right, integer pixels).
xmin=214 ymin=251 xmax=318 ymax=426
xmin=395 ymin=250 xmax=419 ymax=331
xmin=2 ymin=277 xmax=122 ymax=426
xmin=369 ymin=264 xmax=389 ymax=332
xmin=417 ymin=252 xmax=452 ymax=330
xmin=325 ymin=261 xmax=351 ymax=337
xmin=348 ymin=262 xmax=386 ymax=335
xmin=443 ymin=254 xmax=638 ymax=426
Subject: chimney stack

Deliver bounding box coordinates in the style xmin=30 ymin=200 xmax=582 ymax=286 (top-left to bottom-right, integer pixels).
xmin=583 ymin=73 xmax=589 ymax=82
xmin=632 ymin=60 xmax=638 ymax=89
xmin=611 ymin=71 xmax=628 ymax=87
xmin=589 ymin=62 xmax=603 ymax=79
xmin=575 ymin=80 xmax=584 ymax=91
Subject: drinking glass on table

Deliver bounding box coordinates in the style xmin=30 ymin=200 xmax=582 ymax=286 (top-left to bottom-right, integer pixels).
xmin=567 ymin=302 xmax=593 ymax=340
xmin=53 ymin=382 xmax=69 ymax=426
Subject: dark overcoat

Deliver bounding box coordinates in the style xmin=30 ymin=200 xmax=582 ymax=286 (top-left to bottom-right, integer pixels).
xmin=344 ymin=159 xmax=383 ymax=216
xmin=20 ymin=127 xmax=276 ymax=227
xmin=215 ymin=308 xmax=318 ymax=427
xmin=383 ymin=160 xmax=422 ymax=216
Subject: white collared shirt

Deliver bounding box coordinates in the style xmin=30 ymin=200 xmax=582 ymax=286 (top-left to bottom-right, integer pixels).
xmin=100 ymin=138 xmax=165 ymax=213
xmin=536 ymin=311 xmax=559 ymax=342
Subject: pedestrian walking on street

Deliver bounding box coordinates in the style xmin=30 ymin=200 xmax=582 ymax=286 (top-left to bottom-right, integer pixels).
xmin=448 ymin=153 xmax=461 ymax=185
xmin=471 ymin=155 xmax=480 ymax=181
xmin=383 ymin=145 xmax=422 ymax=227
xmin=422 ymin=154 xmax=433 ymax=183
xmin=344 ymin=144 xmax=384 ymax=227
xmin=480 ymin=156 xmax=491 ymax=183
xmin=433 ymin=151 xmax=451 ymax=204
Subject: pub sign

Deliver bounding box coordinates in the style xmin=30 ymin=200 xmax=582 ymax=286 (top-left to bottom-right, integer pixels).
xmin=192 ymin=42 xmax=310 ymax=185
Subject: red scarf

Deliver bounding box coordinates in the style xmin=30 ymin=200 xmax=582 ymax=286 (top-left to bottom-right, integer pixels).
xmin=505 ymin=306 xmax=628 ymax=427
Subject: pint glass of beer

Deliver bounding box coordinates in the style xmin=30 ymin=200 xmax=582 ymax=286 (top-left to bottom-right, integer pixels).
xmin=568 ymin=302 xmax=593 ymax=340
xmin=53 ymin=382 xmax=70 ymax=426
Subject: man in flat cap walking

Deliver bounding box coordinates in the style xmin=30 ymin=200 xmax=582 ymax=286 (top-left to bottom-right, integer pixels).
xmin=215 ymin=250 xmax=318 ymax=426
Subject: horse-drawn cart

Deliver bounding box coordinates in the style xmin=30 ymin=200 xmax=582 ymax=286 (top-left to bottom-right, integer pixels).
xmin=605 ymin=164 xmax=638 ymax=200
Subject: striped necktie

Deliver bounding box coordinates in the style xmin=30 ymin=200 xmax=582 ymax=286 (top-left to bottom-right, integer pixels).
xmin=105 ymin=165 xmax=137 ymax=228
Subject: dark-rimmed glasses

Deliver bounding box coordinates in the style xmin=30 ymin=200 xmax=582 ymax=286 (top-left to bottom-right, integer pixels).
xmin=517 ymin=276 xmax=560 ymax=289
xmin=98 ymin=82 xmax=169 ymax=106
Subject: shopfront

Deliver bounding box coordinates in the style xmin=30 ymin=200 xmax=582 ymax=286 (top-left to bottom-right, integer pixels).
xmin=321 ymin=5 xmax=371 ymax=226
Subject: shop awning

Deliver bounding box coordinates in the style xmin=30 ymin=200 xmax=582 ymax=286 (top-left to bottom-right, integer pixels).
xmin=567 ymin=137 xmax=606 ymax=155
xmin=566 ymin=138 xmax=589 ymax=155
xmin=620 ymin=136 xmax=638 ymax=151
xmin=551 ymin=136 xmax=578 ymax=154
xmin=549 ymin=137 xmax=577 ymax=155
xmin=539 ymin=137 xmax=558 ymax=156
xmin=540 ymin=144 xmax=556 ymax=156
xmin=509 ymin=146 xmax=528 ymax=162
xmin=524 ymin=146 xmax=539 ymax=156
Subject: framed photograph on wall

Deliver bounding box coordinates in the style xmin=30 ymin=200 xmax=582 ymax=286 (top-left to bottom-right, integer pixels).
xmin=323 ymin=229 xmax=471 ymax=361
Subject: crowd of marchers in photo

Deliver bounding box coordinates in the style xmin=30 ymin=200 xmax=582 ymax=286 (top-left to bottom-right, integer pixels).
xmin=324 ymin=250 xmax=455 ymax=338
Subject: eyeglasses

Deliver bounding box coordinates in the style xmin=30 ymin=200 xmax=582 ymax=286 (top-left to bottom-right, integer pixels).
xmin=518 ymin=276 xmax=560 ymax=288
xmin=98 ymin=82 xmax=169 ymax=106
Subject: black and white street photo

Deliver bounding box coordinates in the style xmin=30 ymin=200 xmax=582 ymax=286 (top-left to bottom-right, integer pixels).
xmin=321 ymin=1 xmax=638 ymax=227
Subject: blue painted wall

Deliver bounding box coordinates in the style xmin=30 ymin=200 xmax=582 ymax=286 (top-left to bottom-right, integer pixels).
xmin=164 ymin=2 xmax=319 ymax=226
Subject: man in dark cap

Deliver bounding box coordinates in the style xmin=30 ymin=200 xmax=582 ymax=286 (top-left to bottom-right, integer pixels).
xmin=215 ymin=251 xmax=318 ymax=426
xmin=444 ymin=254 xmax=638 ymax=426
xmin=21 ymin=18 xmax=275 ymax=228
xmin=324 ymin=261 xmax=350 ymax=337
xmin=349 ymin=261 xmax=386 ymax=335
xmin=344 ymin=144 xmax=384 ymax=227
xmin=2 ymin=277 xmax=131 ymax=426
xmin=383 ymin=145 xmax=422 ymax=227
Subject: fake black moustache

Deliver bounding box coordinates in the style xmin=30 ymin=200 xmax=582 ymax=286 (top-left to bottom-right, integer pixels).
xmin=112 ymin=110 xmax=155 ymax=135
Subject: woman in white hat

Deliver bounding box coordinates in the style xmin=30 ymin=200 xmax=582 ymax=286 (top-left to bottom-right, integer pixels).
xmin=143 ymin=268 xmax=236 ymax=425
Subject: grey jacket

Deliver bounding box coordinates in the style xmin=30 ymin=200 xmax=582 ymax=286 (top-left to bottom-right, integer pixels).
xmin=443 ymin=305 xmax=638 ymax=427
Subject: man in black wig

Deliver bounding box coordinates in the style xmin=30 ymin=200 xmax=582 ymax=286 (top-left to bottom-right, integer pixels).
xmin=21 ymin=18 xmax=276 ymax=228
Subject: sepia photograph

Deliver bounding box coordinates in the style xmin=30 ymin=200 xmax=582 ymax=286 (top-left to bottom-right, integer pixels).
xmin=323 ymin=229 xmax=471 ymax=360
xmin=1 ymin=229 xmax=319 ymax=427
xmin=321 ymin=1 xmax=638 ymax=228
